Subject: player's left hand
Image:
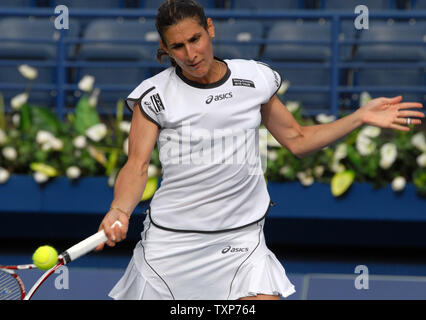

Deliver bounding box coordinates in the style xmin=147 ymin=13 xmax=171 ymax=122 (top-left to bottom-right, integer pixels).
xmin=358 ymin=96 xmax=424 ymax=131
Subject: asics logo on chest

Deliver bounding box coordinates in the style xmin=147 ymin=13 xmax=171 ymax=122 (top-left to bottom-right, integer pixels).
xmin=205 ymin=92 xmax=233 ymax=104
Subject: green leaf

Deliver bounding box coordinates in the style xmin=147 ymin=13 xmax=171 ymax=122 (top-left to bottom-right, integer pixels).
xmin=142 ymin=177 xmax=158 ymax=201
xmin=29 ymin=105 xmax=62 ymax=134
xmin=106 ymin=150 xmax=118 ymax=176
xmin=331 ymin=170 xmax=355 ymax=197
xmin=30 ymin=162 xmax=59 ymax=177
xmin=74 ymin=94 xmax=100 ymax=135
xmin=0 ymin=92 xmax=5 ymax=130
xmin=20 ymin=104 xmax=61 ymax=135
xmin=19 ymin=104 xmax=32 ymax=132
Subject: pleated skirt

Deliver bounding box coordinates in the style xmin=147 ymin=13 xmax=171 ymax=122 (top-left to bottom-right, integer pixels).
xmin=109 ymin=215 xmax=295 ymax=300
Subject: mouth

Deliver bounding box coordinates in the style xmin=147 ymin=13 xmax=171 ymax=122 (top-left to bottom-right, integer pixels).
xmin=189 ymin=60 xmax=202 ymax=69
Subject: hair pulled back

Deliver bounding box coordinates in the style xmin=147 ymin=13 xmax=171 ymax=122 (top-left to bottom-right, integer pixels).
xmin=155 ymin=0 xmax=208 ymax=66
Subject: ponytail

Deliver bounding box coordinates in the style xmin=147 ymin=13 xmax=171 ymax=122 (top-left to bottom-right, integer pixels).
xmin=156 ymin=48 xmax=177 ymax=67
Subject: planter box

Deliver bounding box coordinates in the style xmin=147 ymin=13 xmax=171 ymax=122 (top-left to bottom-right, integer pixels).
xmin=0 ymin=175 xmax=114 ymax=214
xmin=0 ymin=175 xmax=150 ymax=239
xmin=265 ymin=182 xmax=426 ymax=248
xmin=267 ymin=181 xmax=425 ymax=222
xmin=1 ymin=175 xmax=425 ymax=247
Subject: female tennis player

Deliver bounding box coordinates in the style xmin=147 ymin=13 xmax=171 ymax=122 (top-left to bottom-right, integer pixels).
xmin=96 ymin=0 xmax=424 ymax=300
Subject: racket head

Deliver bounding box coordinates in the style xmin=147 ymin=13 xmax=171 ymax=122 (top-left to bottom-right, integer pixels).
xmin=23 ymin=260 xmax=64 ymax=300
xmin=0 ymin=268 xmax=25 ymax=300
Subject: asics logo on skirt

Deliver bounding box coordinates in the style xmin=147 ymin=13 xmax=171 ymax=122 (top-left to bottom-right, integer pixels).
xmin=221 ymin=246 xmax=249 ymax=254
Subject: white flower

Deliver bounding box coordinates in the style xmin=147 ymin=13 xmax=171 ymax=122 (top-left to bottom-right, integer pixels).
xmin=78 ymin=75 xmax=95 ymax=92
xmin=286 ymin=101 xmax=300 ymax=113
xmin=33 ymin=171 xmax=49 ymax=184
xmin=0 ymin=167 xmax=10 ymax=184
xmin=417 ymin=153 xmax=426 ymax=168
xmin=73 ymin=135 xmax=87 ymax=149
xmin=36 ymin=130 xmax=55 ymax=145
xmin=279 ymin=165 xmax=291 ymax=176
xmin=380 ymin=143 xmax=397 ymax=170
xmin=86 ymin=123 xmax=107 ymax=142
xmin=0 ymin=129 xmax=6 ymax=145
xmin=119 ymin=121 xmax=131 ymax=134
xmin=356 ymin=135 xmax=376 ymax=156
xmin=2 ymin=147 xmax=17 ymax=161
xmin=267 ymin=150 xmax=278 ymax=161
xmin=66 ymin=166 xmax=81 ymax=179
xmin=41 ymin=143 xmax=52 ymax=152
xmin=12 ymin=114 xmax=20 ymax=127
xmin=36 ymin=131 xmax=63 ymax=151
xmin=411 ymin=132 xmax=426 ymax=152
xmin=123 ymin=137 xmax=129 ymax=155
xmin=316 ymin=113 xmax=336 ymax=124
xmin=278 ymin=80 xmax=290 ymax=96
xmin=297 ymin=171 xmax=314 ymax=186
xmin=10 ymin=93 xmax=28 ymax=110
xmin=267 ymin=132 xmax=281 ymax=148
xmin=391 ymin=176 xmax=406 ymax=192
xmin=148 ymin=164 xmax=159 ymax=178
xmin=88 ymin=88 xmax=101 ymax=107
xmin=330 ymin=160 xmax=345 ymax=173
xmin=334 ymin=143 xmax=347 ymax=161
xmin=49 ymin=138 xmax=63 ymax=151
xmin=359 ymin=91 xmax=372 ymax=107
xmin=359 ymin=126 xmax=381 ymax=138
xmin=314 ymin=165 xmax=325 ymax=178
xmin=18 ymin=64 xmax=38 ymax=80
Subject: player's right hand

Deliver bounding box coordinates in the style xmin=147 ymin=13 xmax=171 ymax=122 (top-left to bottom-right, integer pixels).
xmin=95 ymin=208 xmax=129 ymax=251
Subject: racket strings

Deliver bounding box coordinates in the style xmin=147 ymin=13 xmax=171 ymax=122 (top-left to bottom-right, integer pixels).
xmin=0 ymin=270 xmax=21 ymax=300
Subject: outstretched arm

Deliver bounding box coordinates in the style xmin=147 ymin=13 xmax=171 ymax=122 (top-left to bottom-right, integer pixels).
xmin=261 ymin=95 xmax=424 ymax=158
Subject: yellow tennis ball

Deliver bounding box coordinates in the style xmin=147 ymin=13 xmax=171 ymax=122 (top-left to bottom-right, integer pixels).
xmin=32 ymin=245 xmax=58 ymax=270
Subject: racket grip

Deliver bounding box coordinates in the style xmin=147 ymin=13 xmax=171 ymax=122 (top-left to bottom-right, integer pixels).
xmin=62 ymin=230 xmax=107 ymax=264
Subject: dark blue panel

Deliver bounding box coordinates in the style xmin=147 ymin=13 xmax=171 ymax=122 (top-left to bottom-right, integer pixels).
xmin=213 ymin=20 xmax=263 ymax=60
xmin=0 ymin=175 xmax=42 ymax=212
xmin=267 ymin=182 xmax=426 ymax=222
xmin=263 ymin=20 xmax=331 ymax=61
xmin=41 ymin=177 xmax=113 ymax=214
xmin=306 ymin=275 xmax=426 ymax=299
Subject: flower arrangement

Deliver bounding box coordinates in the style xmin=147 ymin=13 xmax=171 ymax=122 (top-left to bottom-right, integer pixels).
xmin=265 ymin=88 xmax=426 ymax=197
xmin=0 ymin=65 xmax=160 ymax=200
xmin=0 ymin=65 xmax=425 ymax=198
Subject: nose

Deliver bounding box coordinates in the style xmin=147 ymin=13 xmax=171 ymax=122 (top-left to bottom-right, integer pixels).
xmin=185 ymin=43 xmax=197 ymax=63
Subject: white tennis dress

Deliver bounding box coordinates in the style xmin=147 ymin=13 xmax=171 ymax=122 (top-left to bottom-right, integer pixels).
xmin=109 ymin=58 xmax=295 ymax=299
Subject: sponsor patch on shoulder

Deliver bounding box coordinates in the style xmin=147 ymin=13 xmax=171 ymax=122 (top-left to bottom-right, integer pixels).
xmin=232 ymin=78 xmax=255 ymax=88
xmin=148 ymin=93 xmax=165 ymax=114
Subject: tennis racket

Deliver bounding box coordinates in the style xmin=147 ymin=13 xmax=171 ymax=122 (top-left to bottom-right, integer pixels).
xmin=0 ymin=221 xmax=122 ymax=300
xmin=0 ymin=264 xmax=37 ymax=300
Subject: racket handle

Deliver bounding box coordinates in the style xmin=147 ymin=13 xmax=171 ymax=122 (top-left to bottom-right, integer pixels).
xmin=62 ymin=221 xmax=122 ymax=264
xmin=62 ymin=230 xmax=107 ymax=264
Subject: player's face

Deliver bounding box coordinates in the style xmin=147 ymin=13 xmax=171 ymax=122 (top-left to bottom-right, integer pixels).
xmin=161 ymin=17 xmax=216 ymax=82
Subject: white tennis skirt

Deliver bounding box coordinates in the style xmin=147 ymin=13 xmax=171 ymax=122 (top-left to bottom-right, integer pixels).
xmin=109 ymin=215 xmax=295 ymax=300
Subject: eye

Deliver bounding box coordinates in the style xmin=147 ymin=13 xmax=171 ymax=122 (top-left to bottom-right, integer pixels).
xmin=190 ymin=35 xmax=201 ymax=43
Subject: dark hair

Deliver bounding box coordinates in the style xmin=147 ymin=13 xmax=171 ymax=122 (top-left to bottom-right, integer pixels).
xmin=155 ymin=0 xmax=208 ymax=66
